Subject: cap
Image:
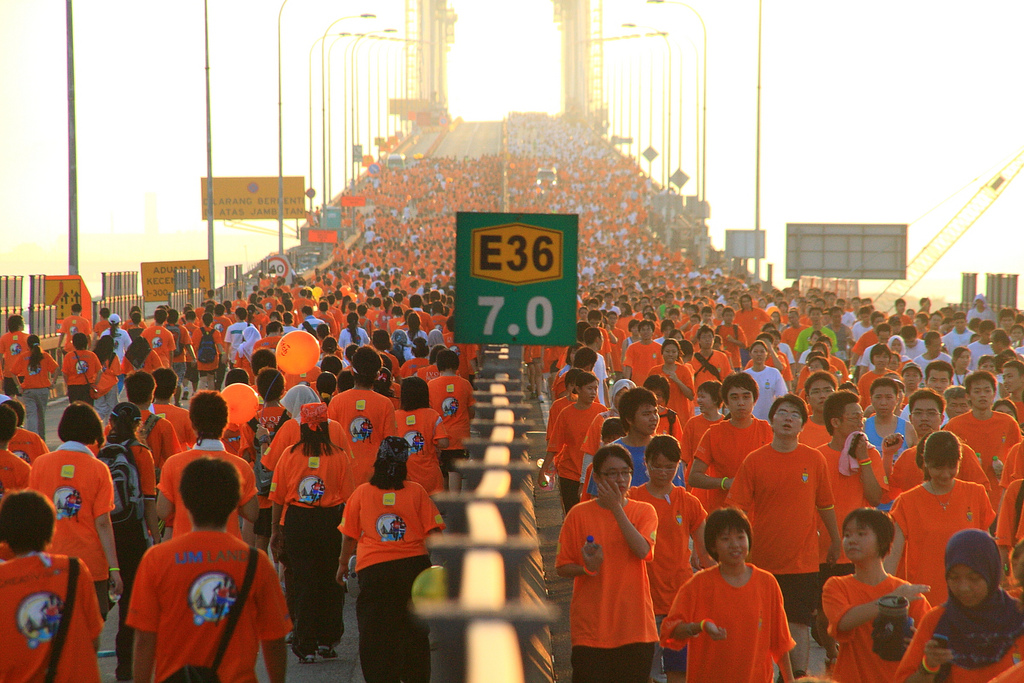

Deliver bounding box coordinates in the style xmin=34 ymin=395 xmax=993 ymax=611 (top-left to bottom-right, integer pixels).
xmin=111 ymin=402 xmax=141 ymax=423
xmin=109 ymin=313 xmax=121 ymax=324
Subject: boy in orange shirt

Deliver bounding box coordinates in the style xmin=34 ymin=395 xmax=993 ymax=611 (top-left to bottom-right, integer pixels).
xmin=547 ymin=371 xmax=606 ymax=513
xmin=0 ymin=404 xmax=31 ymax=497
xmin=716 ymin=306 xmax=748 ymax=371
xmin=129 ymin=457 xmax=289 ymax=683
xmin=428 ymin=349 xmax=474 ymax=491
xmin=62 ymin=332 xmax=100 ymax=405
xmin=660 ymin=507 xmax=795 ymax=683
xmin=624 ymin=319 xmax=662 ymax=387
xmin=629 ymin=436 xmax=711 ymax=683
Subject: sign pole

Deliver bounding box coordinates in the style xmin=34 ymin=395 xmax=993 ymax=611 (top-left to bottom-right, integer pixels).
xmin=66 ymin=0 xmax=79 ymax=276
xmin=203 ymin=0 xmax=216 ymax=290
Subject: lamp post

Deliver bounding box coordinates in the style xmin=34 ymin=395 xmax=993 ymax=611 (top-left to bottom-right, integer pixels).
xmin=755 ymin=0 xmax=763 ymax=278
xmin=647 ymin=0 xmax=708 ymax=217
xmin=623 ymin=25 xmax=670 ymax=184
xmin=349 ymin=30 xmax=397 ymax=188
xmin=308 ymin=32 xmax=352 ymax=214
xmin=66 ymin=0 xmax=78 ymax=275
xmin=326 ymin=34 xmax=354 ymax=205
xmin=203 ymin=0 xmax=214 ymax=287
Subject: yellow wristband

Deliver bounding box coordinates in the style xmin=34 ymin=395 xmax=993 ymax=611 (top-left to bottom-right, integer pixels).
xmin=583 ymin=566 xmax=597 ymax=576
xmin=720 ymin=477 xmax=728 ymax=490
xmin=699 ymin=619 xmax=708 ymax=633
xmin=858 ymin=459 xmax=872 ymax=466
xmin=920 ymin=657 xmax=940 ymax=674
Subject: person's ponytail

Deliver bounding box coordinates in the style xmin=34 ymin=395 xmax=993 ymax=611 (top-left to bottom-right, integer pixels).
xmin=27 ymin=335 xmax=42 ymax=372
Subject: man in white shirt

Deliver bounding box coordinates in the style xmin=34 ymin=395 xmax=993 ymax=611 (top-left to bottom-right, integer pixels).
xmin=966 ymin=320 xmax=995 ymax=370
xmin=942 ymin=312 xmax=973 ymax=353
xmin=223 ymin=308 xmax=250 ymax=363
xmin=899 ymin=326 xmax=926 ymax=360
xmin=850 ymin=305 xmax=873 ymax=342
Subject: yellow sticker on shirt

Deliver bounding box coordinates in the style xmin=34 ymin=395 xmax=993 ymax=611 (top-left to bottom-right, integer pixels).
xmin=446 ymin=384 xmax=455 ymax=393
xmin=308 ymin=457 xmax=320 ymax=469
xmin=60 ymin=465 xmax=75 ymax=479
xmin=356 ymin=400 xmax=366 ymax=411
xmin=383 ymin=492 xmax=396 ymax=506
xmin=406 ymin=415 xmax=416 ymax=426
xmin=270 ymin=482 xmax=277 ymax=492
xmin=434 ymin=514 xmax=444 ymax=525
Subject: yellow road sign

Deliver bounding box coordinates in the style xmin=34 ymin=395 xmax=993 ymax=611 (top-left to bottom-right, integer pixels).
xmin=201 ymin=177 xmax=305 ymax=220
xmin=140 ymin=259 xmax=210 ymax=303
xmin=469 ymin=223 xmax=563 ymax=285
xmin=44 ymin=276 xmax=89 ymax=321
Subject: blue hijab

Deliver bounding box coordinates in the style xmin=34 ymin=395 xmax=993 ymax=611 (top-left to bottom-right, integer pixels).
xmin=934 ymin=529 xmax=1024 ymax=669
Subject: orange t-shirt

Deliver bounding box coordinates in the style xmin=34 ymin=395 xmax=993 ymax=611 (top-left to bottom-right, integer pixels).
xmin=716 ymin=323 xmax=748 ymax=369
xmin=688 ymin=350 xmax=734 ymax=387
xmin=816 ymin=443 xmax=886 ymax=563
xmin=121 ymin=349 xmax=165 ymax=376
xmin=152 ymin=403 xmax=196 ymax=449
xmin=400 ymin=357 xmax=429 ymax=378
xmin=263 ymin=419 xmax=347 ymax=471
xmin=28 ymin=447 xmax=115 ymax=580
xmin=157 ymin=445 xmax=257 ymax=539
xmin=12 ymin=352 xmax=58 ymax=389
xmin=727 ymin=443 xmax=835 ymax=575
xmin=624 ymin=341 xmax=663 ymax=387
xmin=8 ymin=427 xmax=48 ymax=464
xmin=0 ymin=448 xmax=31 ymax=498
xmin=141 ymin=324 xmax=176 ymax=366
xmin=59 ymin=315 xmax=93 ymax=350
xmin=428 ymin=375 xmax=474 ymax=450
xmin=327 ymin=389 xmax=398 ymax=484
xmin=649 ymin=363 xmax=696 ymax=421
xmin=0 ymin=331 xmax=30 ymax=377
xmin=126 ymin=533 xmax=291 ymax=683
xmin=996 ymin=478 xmax=1024 ymax=550
xmin=137 ymin=410 xmax=182 ymax=470
xmin=660 ymin=565 xmax=794 ymax=683
xmin=396 ymin=407 xmax=448 ymax=494
xmin=629 ymin=484 xmax=708 ymax=614
xmin=734 ymin=307 xmax=772 ymax=344
xmin=268 ymin=443 xmax=355 ymax=510
xmin=799 ymin=419 xmax=831 ymax=448
xmin=694 ymin=419 xmax=774 ymax=511
xmin=894 ymin=605 xmax=1024 ymax=683
xmin=822 ymin=573 xmax=931 ymax=683
xmin=0 ymin=554 xmax=103 ymax=683
xmin=62 ymin=348 xmax=100 ymax=386
xmin=339 ymin=481 xmax=444 ymax=572
xmin=888 ymin=442 xmax=990 ymax=501
xmin=555 ymin=499 xmax=659 ymax=648
xmin=415 ymin=364 xmax=441 ymax=383
xmin=1005 ymin=443 xmax=1024 ymax=483
xmin=992 ymin=661 xmax=1024 ymax=683
xmin=548 ymin=402 xmax=608 ymax=481
xmin=946 ymin=411 xmax=1021 ymax=501
xmin=890 ymin=480 xmax=995 ymax=605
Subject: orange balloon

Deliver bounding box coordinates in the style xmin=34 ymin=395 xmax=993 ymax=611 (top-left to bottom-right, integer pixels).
xmin=277 ymin=330 xmax=320 ymax=375
xmin=221 ymin=383 xmax=259 ymax=424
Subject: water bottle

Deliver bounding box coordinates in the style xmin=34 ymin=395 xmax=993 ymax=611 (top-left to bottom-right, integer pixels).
xmin=537 ymin=458 xmax=556 ymax=491
xmin=872 ymin=595 xmax=913 ymax=661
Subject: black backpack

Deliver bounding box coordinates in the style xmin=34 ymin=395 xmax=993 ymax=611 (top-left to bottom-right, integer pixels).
xmin=196 ymin=329 xmax=218 ymax=364
xmin=165 ymin=324 xmax=182 ymax=357
xmin=97 ymin=440 xmax=145 ymax=526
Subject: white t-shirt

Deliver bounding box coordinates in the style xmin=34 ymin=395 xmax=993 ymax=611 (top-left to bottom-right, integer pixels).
xmin=744 ymin=366 xmax=788 ymax=421
xmin=966 ymin=341 xmax=993 ymax=370
xmin=902 ymin=339 xmax=926 ymax=360
xmin=851 ymin=321 xmax=873 ymax=342
xmin=942 ymin=329 xmax=973 ymax=352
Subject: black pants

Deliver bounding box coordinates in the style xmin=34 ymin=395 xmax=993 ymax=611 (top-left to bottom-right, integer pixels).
xmin=284 ymin=505 xmax=345 ymax=654
xmin=559 ymin=477 xmax=580 ymax=514
xmin=571 ymin=642 xmax=657 ymax=683
xmin=113 ymin=522 xmax=148 ymax=675
xmin=67 ymin=384 xmax=93 ymax=405
xmin=357 ymin=554 xmax=432 ymax=683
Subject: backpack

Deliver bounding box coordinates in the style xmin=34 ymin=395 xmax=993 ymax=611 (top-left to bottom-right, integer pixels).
xmin=127 ymin=327 xmax=144 ymax=342
xmin=136 ymin=414 xmax=160 ymax=450
xmin=196 ymin=328 xmax=218 ymax=364
xmin=97 ymin=441 xmax=145 ymax=525
xmin=165 ymin=324 xmax=182 ymax=357
xmin=248 ymin=414 xmax=285 ymax=497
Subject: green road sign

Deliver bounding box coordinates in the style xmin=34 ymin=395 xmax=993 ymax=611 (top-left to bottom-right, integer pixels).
xmin=455 ymin=212 xmax=578 ymax=345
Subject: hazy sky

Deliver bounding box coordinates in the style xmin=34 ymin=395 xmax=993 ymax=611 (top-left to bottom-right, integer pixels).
xmin=1 ymin=0 xmax=1022 ymax=304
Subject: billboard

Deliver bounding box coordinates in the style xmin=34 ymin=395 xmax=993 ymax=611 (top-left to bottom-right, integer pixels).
xmin=200 ymin=177 xmax=305 ymax=220
xmin=786 ymin=223 xmax=907 ymax=280
xmin=141 ymin=259 xmax=210 ymax=302
xmin=725 ymin=230 xmax=765 ymax=259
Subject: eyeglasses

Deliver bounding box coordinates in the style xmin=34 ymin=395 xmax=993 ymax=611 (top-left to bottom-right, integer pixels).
xmin=598 ymin=469 xmax=633 ymax=479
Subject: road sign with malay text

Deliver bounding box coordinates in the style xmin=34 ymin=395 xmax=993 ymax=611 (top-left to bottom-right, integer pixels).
xmin=455 ymin=212 xmax=578 ymax=345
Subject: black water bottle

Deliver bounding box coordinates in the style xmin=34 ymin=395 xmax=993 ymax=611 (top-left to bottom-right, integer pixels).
xmin=872 ymin=595 xmax=913 ymax=661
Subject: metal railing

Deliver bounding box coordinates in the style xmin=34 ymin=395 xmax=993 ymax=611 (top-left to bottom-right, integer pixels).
xmin=416 ymin=345 xmax=555 ymax=683
xmin=168 ymin=268 xmax=205 ymax=311
xmin=94 ymin=271 xmax=144 ymax=323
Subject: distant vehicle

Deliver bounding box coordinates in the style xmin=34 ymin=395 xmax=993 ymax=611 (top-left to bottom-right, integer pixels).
xmin=536 ymin=168 xmax=557 ymax=187
xmin=387 ymin=153 xmax=406 ymax=170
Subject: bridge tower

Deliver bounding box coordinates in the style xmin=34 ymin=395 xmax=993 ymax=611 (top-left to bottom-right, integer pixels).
xmin=552 ymin=0 xmax=604 ymax=126
xmin=406 ymin=0 xmax=457 ymax=109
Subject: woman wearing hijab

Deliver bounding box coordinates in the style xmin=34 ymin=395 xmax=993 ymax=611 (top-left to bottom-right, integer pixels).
xmin=338 ymin=436 xmax=444 ymax=683
xmin=895 ymin=528 xmax=1024 ymax=682
xmin=235 ymin=325 xmax=263 ymax=382
xmin=268 ymin=402 xmax=355 ymax=663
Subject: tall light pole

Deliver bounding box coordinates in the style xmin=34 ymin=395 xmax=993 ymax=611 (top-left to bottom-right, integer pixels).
xmin=66 ymin=0 xmax=78 ymax=275
xmin=276 ymin=0 xmax=289 ymax=256
xmin=308 ymin=32 xmax=350 ymax=214
xmin=647 ymin=1 xmax=708 ymax=219
xmin=625 ymin=25 xmax=672 ymax=188
xmin=755 ymin=0 xmax=763 ymax=278
xmin=350 ymin=30 xmax=396 ymax=185
xmin=203 ymin=0 xmax=215 ymax=288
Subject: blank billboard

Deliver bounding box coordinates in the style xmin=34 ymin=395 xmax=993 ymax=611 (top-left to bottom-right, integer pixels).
xmin=786 ymin=223 xmax=907 ymax=280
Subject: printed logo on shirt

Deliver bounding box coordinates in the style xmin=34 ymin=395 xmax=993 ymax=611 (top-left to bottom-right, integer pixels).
xmin=214 ymin=323 xmax=224 ymax=333
xmin=297 ymin=476 xmax=326 ymax=505
xmin=441 ymin=397 xmax=459 ymax=417
xmin=188 ymin=572 xmax=239 ymax=625
xmin=9 ymin=342 xmax=21 ymax=356
xmin=53 ymin=487 xmax=82 ymax=520
xmin=675 ymin=514 xmax=682 ymax=525
xmin=69 ymin=325 xmax=78 ymax=337
xmin=13 ymin=450 xmax=29 ymax=464
xmin=28 ymin=365 xmax=42 ymax=377
xmin=403 ymin=430 xmax=426 ymax=454
xmin=75 ymin=360 xmax=89 ymax=375
xmin=349 ymin=417 xmax=373 ymax=443
xmin=151 ymin=336 xmax=163 ymax=348
xmin=376 ymin=513 xmax=407 ymax=541
xmin=801 ymin=469 xmax=808 ymax=483
xmin=16 ymin=592 xmax=64 ymax=649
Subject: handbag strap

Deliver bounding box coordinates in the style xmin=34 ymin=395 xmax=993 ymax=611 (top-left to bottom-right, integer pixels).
xmin=695 ymin=352 xmax=721 ymax=381
xmin=210 ymin=549 xmax=259 ymax=672
xmin=45 ymin=557 xmax=79 ymax=683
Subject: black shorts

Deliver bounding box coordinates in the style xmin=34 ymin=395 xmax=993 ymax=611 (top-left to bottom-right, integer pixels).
xmin=439 ymin=449 xmax=466 ymax=478
xmin=253 ymin=506 xmax=272 ymax=537
xmin=774 ymin=572 xmax=820 ymax=627
xmin=818 ymin=562 xmax=855 ymax=606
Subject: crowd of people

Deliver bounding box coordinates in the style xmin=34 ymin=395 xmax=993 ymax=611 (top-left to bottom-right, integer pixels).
xmin=1 ymin=112 xmax=1024 ymax=683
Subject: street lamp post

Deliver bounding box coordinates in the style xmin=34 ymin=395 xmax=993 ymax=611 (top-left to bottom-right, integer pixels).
xmin=203 ymin=0 xmax=214 ymax=287
xmin=308 ymin=32 xmax=351 ymax=215
xmin=349 ymin=31 xmax=397 ymax=189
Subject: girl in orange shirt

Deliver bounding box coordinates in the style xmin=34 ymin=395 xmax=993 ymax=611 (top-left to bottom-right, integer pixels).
xmin=660 ymin=507 xmax=795 ymax=683
xmin=268 ymin=402 xmax=354 ymax=662
xmin=649 ymin=339 xmax=695 ymax=421
xmin=395 ymin=377 xmax=448 ymax=494
xmin=12 ymin=335 xmax=58 ymax=437
xmin=894 ymin=529 xmax=1024 ymax=683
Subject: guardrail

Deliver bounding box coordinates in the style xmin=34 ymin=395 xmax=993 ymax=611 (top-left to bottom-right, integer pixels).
xmin=415 ymin=345 xmax=555 ymax=683
xmin=94 ymin=271 xmax=144 ymax=323
xmin=169 ymin=268 xmax=204 ymax=311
